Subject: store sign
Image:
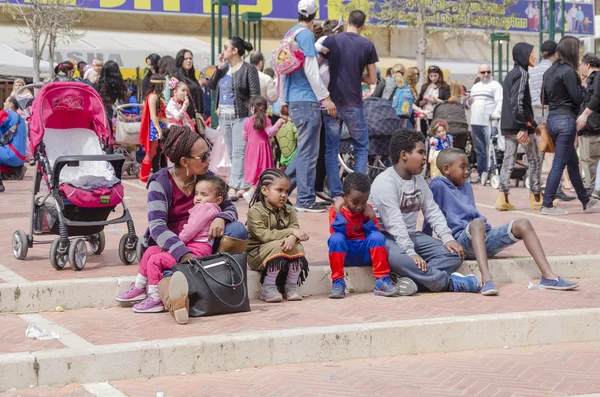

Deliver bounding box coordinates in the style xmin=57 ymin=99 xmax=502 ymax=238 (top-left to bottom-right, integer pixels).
xmin=3 ymin=0 xmax=594 ymax=35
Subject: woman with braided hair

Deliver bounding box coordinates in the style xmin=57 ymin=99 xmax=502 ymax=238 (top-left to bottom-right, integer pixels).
xmin=117 ymin=125 xmax=247 ymax=322
xmin=246 ymin=168 xmax=310 ymax=303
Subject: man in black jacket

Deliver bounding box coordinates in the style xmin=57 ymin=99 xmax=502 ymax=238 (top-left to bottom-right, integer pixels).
xmin=497 ymin=42 xmax=544 ymax=211
xmin=576 ymin=53 xmax=600 ymax=194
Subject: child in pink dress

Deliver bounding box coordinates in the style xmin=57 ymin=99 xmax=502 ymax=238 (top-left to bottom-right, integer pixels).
xmin=242 ymin=96 xmax=287 ymax=201
xmin=117 ymin=175 xmax=227 ymax=313
xmin=166 ymin=78 xmax=195 ymax=130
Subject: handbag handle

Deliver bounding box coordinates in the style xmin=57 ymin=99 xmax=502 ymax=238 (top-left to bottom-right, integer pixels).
xmin=189 ymin=253 xmax=248 ymax=308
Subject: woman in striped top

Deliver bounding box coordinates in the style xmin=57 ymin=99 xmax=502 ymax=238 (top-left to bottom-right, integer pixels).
xmin=117 ymin=125 xmax=247 ymax=316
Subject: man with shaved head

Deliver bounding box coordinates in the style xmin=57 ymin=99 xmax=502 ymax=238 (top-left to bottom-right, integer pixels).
xmin=468 ymin=64 xmax=503 ymax=185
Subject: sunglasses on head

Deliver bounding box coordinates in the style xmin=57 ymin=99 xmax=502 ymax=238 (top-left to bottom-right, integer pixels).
xmin=428 ymin=66 xmax=440 ymax=73
xmin=187 ymin=150 xmax=211 ymax=162
xmin=479 ymin=70 xmax=491 ymax=74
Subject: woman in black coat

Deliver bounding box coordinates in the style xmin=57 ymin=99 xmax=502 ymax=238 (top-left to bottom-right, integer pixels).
xmin=208 ymin=36 xmax=260 ymax=198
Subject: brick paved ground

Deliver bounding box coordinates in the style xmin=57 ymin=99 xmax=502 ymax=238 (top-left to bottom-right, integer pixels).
xmin=0 ymin=169 xmax=599 ymax=283
xmin=0 ymin=278 xmax=590 ymax=351
xmin=2 ymin=342 xmax=600 ymax=397
xmin=1 ymin=168 xmax=600 ymax=396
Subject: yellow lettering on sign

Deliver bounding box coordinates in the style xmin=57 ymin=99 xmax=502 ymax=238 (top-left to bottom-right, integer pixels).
xmin=203 ymin=0 xmax=272 ymax=16
xmin=99 ymin=0 xmax=179 ymax=11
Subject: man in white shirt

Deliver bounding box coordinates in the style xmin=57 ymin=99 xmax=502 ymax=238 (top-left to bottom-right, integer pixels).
xmin=468 ymin=64 xmax=502 ymax=185
xmin=249 ymin=51 xmax=278 ymax=102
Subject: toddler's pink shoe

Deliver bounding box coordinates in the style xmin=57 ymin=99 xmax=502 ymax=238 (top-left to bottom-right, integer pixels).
xmin=132 ymin=296 xmax=165 ymax=313
xmin=116 ymin=284 xmax=147 ymax=302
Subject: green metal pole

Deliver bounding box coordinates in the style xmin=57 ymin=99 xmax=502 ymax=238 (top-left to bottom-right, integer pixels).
xmin=561 ymin=0 xmax=565 ymax=37
xmin=258 ymin=21 xmax=262 ymax=52
xmin=211 ymin=4 xmax=216 ymax=65
xmin=253 ymin=23 xmax=257 ymax=50
xmin=498 ymin=42 xmax=503 ymax=84
xmin=539 ymin=0 xmax=543 ymax=61
xmin=549 ymin=0 xmax=555 ymax=41
xmin=235 ymin=4 xmax=239 ymax=37
xmin=506 ymin=38 xmax=509 ymax=80
xmin=228 ymin=5 xmax=233 ymax=38
xmin=492 ymin=42 xmax=495 ymax=79
xmin=218 ymin=4 xmax=223 ymax=55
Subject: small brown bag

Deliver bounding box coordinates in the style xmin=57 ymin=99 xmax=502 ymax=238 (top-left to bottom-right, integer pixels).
xmin=537 ymin=83 xmax=555 ymax=153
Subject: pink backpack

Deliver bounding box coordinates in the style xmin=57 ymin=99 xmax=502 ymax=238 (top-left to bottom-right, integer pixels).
xmin=273 ymin=27 xmax=307 ymax=76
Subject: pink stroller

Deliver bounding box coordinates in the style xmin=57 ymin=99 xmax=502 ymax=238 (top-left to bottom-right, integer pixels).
xmin=11 ymin=82 xmax=138 ymax=270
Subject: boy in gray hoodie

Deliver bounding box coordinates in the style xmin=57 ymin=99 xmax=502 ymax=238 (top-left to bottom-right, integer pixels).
xmin=369 ymin=129 xmax=476 ymax=293
xmin=427 ymin=148 xmax=579 ymax=295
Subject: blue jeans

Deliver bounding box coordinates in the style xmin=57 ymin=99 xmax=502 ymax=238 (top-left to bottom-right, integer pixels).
xmin=543 ymin=114 xmax=589 ymax=207
xmin=454 ymin=221 xmax=519 ymax=260
xmin=323 ymin=107 xmax=369 ymax=198
xmin=285 ymin=102 xmax=322 ymax=207
xmin=470 ymin=124 xmax=489 ymax=175
xmin=219 ymin=113 xmax=249 ymax=190
xmin=384 ymin=232 xmax=463 ymax=292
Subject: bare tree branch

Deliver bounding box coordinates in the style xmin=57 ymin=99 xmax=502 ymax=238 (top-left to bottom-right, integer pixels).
xmin=2 ymin=0 xmax=86 ymax=82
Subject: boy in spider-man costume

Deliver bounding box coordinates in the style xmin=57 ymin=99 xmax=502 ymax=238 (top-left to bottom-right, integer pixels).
xmin=327 ymin=172 xmax=417 ymax=299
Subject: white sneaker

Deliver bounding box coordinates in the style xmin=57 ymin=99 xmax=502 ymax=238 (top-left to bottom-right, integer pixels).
xmin=481 ymin=172 xmax=488 ymax=186
xmin=242 ymin=188 xmax=256 ymax=202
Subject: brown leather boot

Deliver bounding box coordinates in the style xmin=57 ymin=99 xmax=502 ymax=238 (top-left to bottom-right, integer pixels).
xmin=218 ymin=235 xmax=247 ymax=253
xmin=158 ymin=272 xmax=189 ymax=325
xmin=529 ymin=192 xmax=543 ymax=210
xmin=495 ymin=191 xmax=516 ymax=211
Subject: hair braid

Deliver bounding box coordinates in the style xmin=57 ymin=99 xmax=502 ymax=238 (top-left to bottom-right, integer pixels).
xmin=249 ymin=168 xmax=290 ymax=215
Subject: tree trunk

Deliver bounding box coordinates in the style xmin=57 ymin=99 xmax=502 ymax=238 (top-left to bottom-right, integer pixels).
xmin=415 ymin=9 xmax=427 ymax=86
xmin=49 ymin=34 xmax=55 ymax=79
xmin=32 ymin=37 xmax=40 ymax=83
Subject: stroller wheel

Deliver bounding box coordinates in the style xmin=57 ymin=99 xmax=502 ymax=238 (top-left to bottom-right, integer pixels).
xmin=69 ymin=238 xmax=88 ymax=271
xmin=50 ymin=239 xmax=69 ymax=270
xmin=119 ymin=234 xmax=138 ymax=265
xmin=12 ymin=230 xmax=29 ymax=260
xmin=490 ymin=174 xmax=501 ymax=190
xmin=88 ymin=231 xmax=106 ymax=255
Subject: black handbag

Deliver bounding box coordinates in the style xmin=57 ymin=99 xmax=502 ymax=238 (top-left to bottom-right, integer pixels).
xmin=172 ymin=252 xmax=250 ymax=317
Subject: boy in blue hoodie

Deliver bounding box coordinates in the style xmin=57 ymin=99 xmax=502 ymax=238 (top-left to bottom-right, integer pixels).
xmin=426 ymin=148 xmax=579 ymax=295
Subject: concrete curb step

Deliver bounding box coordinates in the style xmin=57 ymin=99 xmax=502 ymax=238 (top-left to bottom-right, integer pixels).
xmin=1 ymin=308 xmax=599 ymax=392
xmin=1 ymin=255 xmax=598 ymax=313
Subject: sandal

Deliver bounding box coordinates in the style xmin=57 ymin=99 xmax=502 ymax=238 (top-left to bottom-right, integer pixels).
xmin=228 ymin=188 xmax=239 ymax=201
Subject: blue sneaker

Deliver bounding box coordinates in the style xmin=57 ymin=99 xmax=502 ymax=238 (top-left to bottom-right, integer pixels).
xmin=481 ymin=280 xmax=499 ymax=296
xmin=374 ymin=276 xmax=398 ymax=297
xmin=329 ymin=278 xmax=347 ymax=299
xmin=450 ymin=272 xmax=480 ymax=293
xmin=540 ymin=277 xmax=579 ymax=290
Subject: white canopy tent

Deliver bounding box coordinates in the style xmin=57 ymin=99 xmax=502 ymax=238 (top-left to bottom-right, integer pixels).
xmin=0 ymin=42 xmax=50 ymax=79
xmin=0 ymin=26 xmax=215 ymax=72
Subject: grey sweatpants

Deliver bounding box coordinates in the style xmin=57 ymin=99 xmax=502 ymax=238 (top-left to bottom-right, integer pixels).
xmin=499 ymin=134 xmax=542 ymax=194
xmin=384 ymin=233 xmax=463 ymax=292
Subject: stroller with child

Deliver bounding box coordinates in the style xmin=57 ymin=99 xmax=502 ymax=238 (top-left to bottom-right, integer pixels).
xmin=113 ymin=103 xmax=143 ymax=177
xmin=11 ymin=82 xmax=139 ymax=270
xmin=486 ymin=119 xmax=530 ymax=190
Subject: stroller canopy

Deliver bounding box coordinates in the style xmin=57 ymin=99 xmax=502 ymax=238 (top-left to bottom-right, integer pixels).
xmin=29 ymin=82 xmax=110 ymax=151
